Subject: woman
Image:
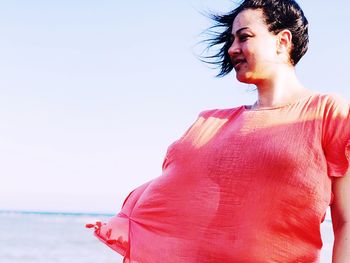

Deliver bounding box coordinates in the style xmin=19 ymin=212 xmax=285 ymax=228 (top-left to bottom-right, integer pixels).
xmin=87 ymin=0 xmax=350 ymax=262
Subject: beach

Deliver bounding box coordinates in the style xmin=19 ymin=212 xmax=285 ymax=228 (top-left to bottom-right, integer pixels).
xmin=0 ymin=211 xmax=333 ymax=263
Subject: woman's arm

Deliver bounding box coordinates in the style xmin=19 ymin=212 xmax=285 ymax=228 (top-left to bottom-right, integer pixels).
xmin=331 ymin=169 xmax=350 ymax=263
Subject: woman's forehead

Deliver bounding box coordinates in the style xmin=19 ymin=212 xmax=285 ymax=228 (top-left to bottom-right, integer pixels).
xmin=232 ymin=9 xmax=266 ymax=33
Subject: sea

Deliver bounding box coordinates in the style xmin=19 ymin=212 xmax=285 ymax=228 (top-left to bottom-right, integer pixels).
xmin=0 ymin=211 xmax=123 ymax=263
xmin=0 ymin=211 xmax=334 ymax=263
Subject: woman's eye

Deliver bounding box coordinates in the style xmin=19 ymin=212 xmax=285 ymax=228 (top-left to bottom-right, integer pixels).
xmin=239 ymin=35 xmax=250 ymax=42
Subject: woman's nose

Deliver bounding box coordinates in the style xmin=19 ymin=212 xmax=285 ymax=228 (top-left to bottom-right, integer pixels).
xmin=228 ymin=40 xmax=240 ymax=57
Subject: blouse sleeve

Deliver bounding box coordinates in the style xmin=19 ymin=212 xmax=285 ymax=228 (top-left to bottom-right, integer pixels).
xmin=161 ymin=110 xmax=211 ymax=171
xmin=322 ymin=95 xmax=350 ymax=178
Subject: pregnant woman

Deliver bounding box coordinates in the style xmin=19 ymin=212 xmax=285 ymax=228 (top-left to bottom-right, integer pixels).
xmin=87 ymin=0 xmax=350 ymax=262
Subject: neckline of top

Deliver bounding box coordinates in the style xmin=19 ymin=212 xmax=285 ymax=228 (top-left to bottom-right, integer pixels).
xmin=243 ymin=93 xmax=317 ymax=112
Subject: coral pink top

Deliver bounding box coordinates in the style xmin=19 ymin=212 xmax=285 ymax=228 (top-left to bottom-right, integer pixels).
xmin=88 ymin=94 xmax=350 ymax=263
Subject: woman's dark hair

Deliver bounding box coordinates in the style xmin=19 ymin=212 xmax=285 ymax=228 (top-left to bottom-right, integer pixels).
xmin=202 ymin=0 xmax=309 ymax=77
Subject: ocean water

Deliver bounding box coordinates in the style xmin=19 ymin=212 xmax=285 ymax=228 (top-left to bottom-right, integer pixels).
xmin=0 ymin=211 xmax=123 ymax=263
xmin=0 ymin=211 xmax=333 ymax=263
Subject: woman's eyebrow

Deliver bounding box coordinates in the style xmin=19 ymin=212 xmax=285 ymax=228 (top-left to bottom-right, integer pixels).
xmin=231 ymin=27 xmax=250 ymax=36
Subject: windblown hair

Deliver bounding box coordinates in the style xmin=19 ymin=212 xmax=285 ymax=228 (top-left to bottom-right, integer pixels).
xmin=202 ymin=0 xmax=309 ymax=77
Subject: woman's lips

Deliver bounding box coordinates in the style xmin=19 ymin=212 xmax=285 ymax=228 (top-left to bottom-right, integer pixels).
xmin=233 ymin=59 xmax=246 ymax=70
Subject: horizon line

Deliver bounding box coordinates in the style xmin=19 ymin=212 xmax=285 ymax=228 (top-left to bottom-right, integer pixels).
xmin=0 ymin=209 xmax=333 ymax=223
xmin=0 ymin=209 xmax=114 ymax=217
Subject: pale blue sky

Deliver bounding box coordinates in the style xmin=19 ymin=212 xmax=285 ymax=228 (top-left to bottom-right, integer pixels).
xmin=0 ymin=0 xmax=349 ymax=213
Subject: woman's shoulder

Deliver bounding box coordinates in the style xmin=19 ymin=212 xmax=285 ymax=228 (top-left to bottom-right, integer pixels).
xmin=315 ymin=93 xmax=349 ymax=115
xmin=316 ymin=92 xmax=347 ymax=103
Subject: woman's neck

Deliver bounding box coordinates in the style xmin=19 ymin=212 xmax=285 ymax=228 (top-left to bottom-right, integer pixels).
xmin=253 ymin=67 xmax=313 ymax=109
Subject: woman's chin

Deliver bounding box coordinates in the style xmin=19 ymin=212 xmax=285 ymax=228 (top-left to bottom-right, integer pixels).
xmin=235 ymin=74 xmax=253 ymax=84
xmin=235 ymin=70 xmax=260 ymax=85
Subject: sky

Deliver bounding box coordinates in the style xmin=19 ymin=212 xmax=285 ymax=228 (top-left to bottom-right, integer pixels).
xmin=0 ymin=0 xmax=349 ymax=214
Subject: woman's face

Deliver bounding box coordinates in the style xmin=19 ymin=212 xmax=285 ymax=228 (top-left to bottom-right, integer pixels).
xmin=228 ymin=9 xmax=280 ymax=84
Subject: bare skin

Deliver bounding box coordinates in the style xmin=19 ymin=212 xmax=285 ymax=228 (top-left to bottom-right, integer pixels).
xmin=229 ymin=9 xmax=350 ymax=262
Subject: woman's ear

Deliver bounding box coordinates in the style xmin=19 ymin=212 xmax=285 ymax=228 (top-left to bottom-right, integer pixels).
xmin=276 ymin=29 xmax=292 ymax=55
